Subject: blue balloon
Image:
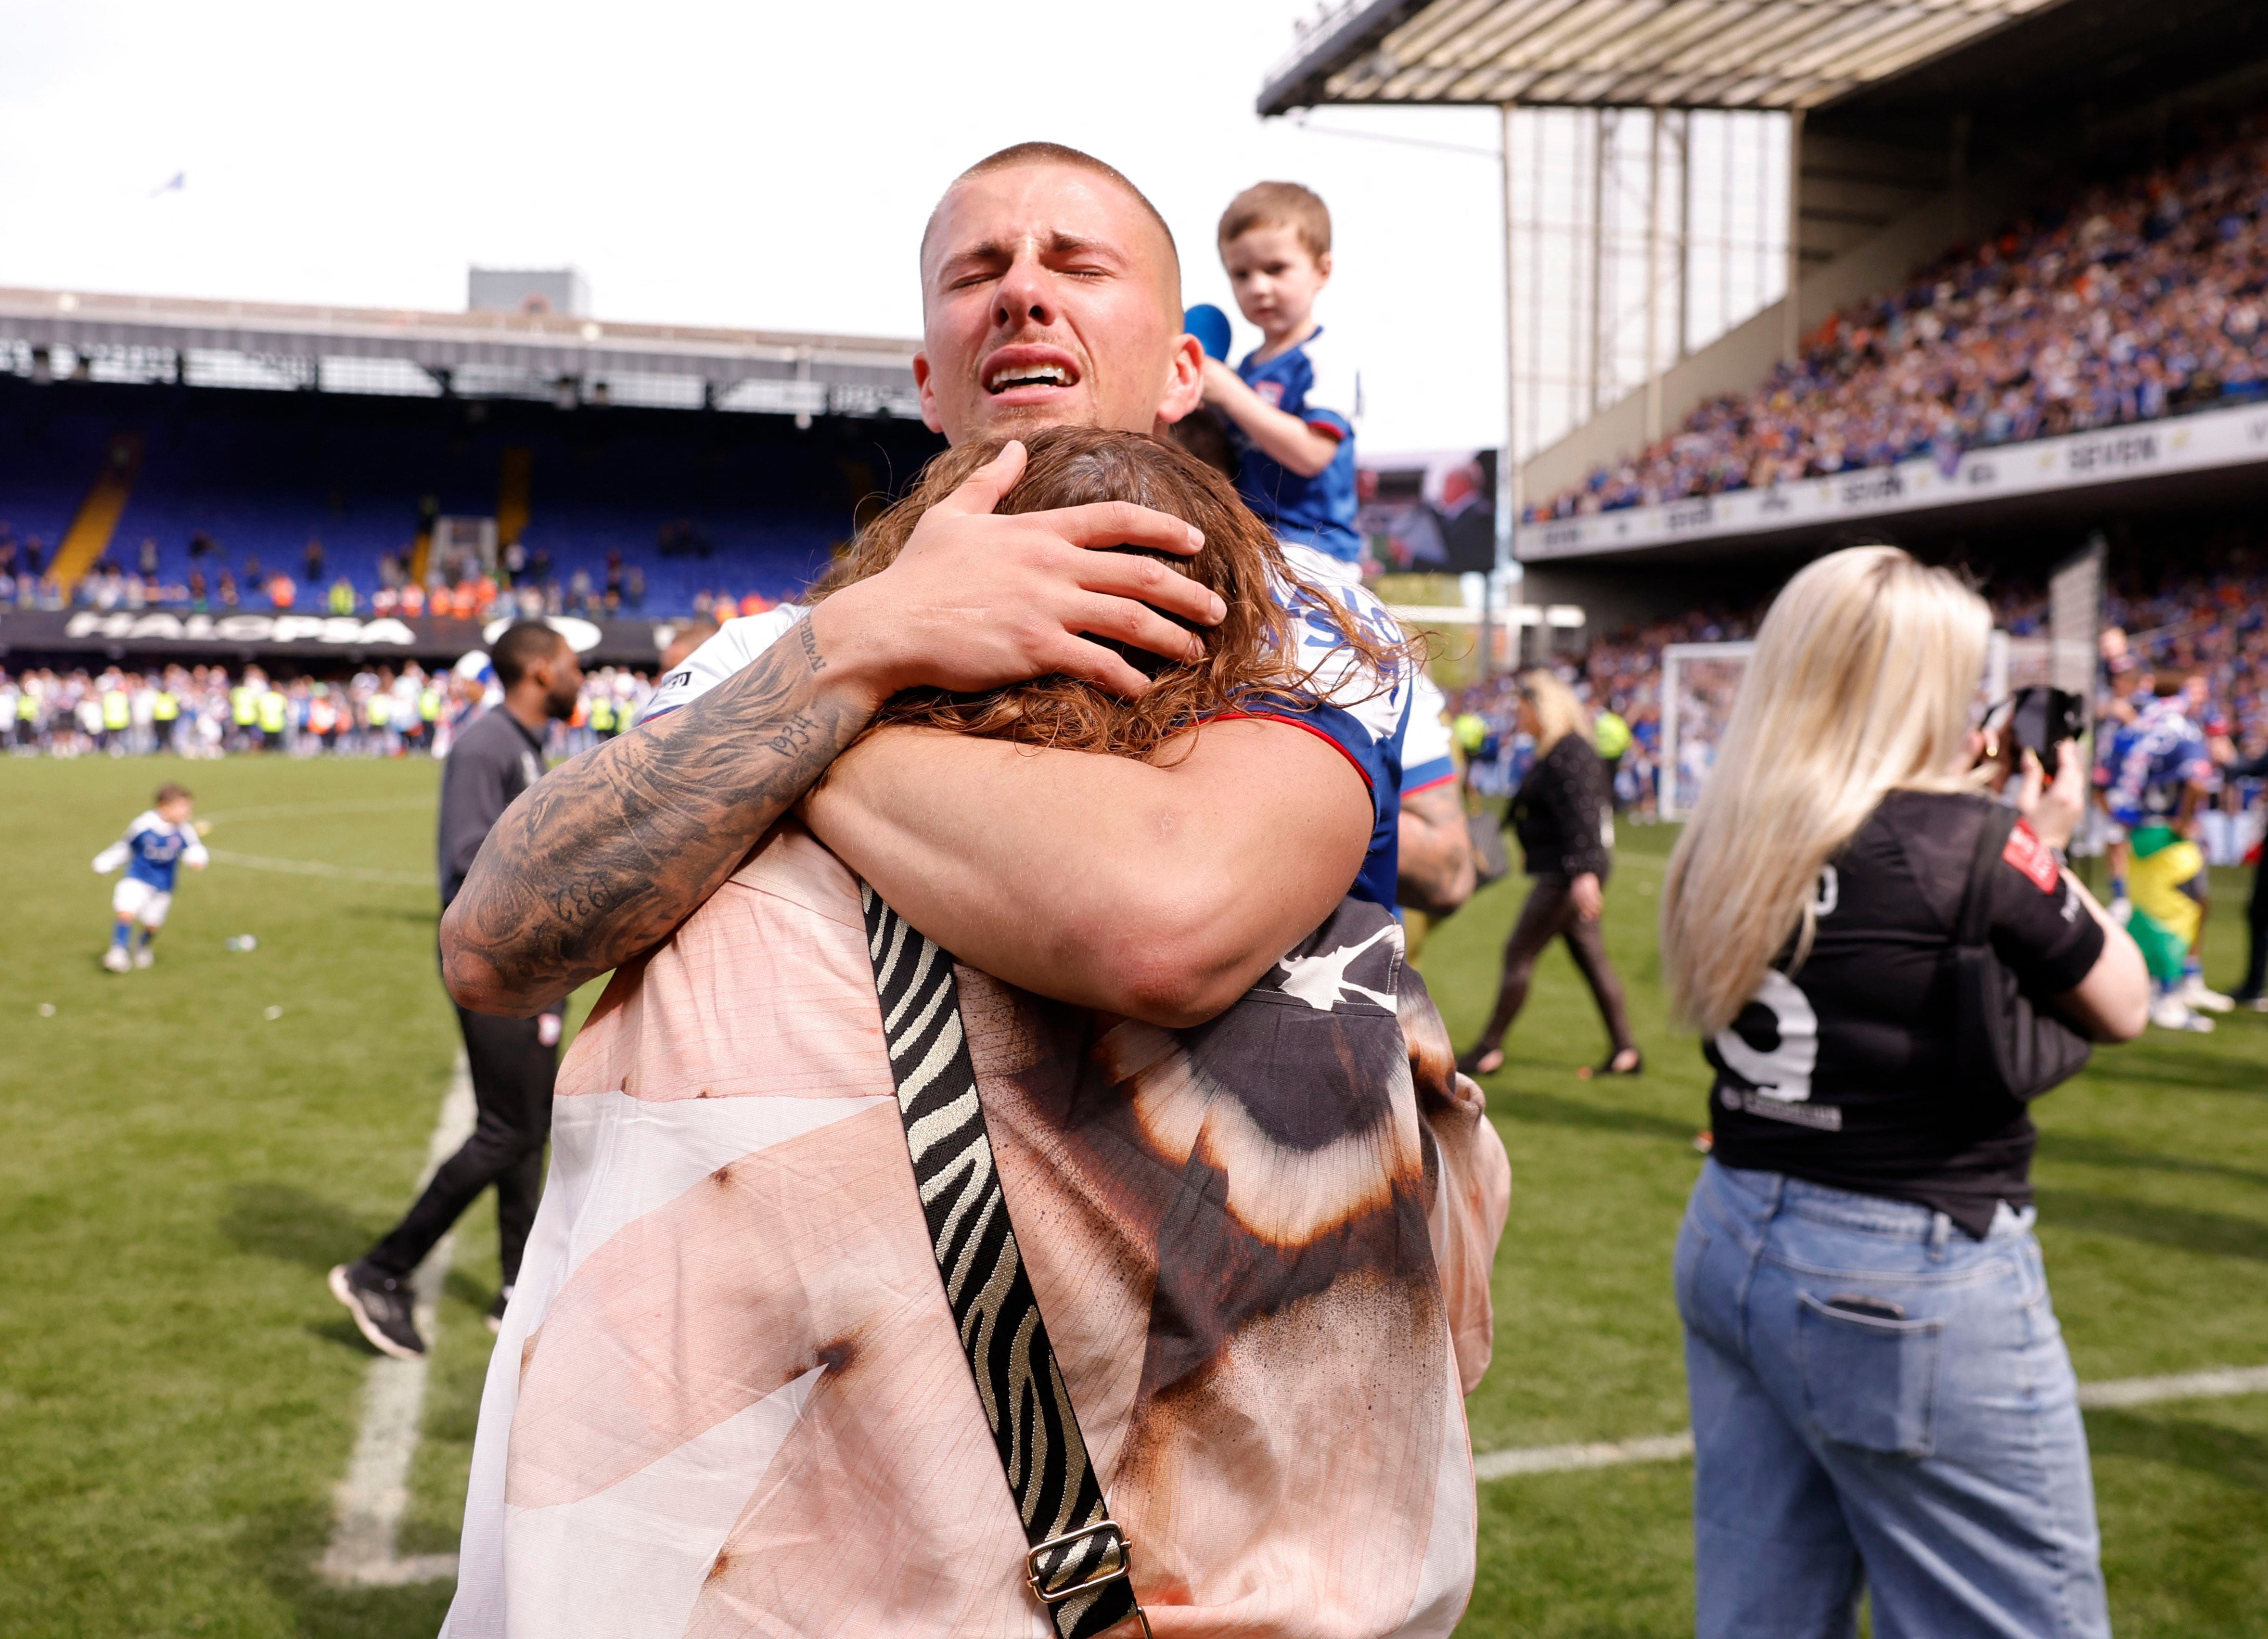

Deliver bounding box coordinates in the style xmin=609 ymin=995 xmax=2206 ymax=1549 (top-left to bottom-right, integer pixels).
xmin=1184 ymin=303 xmax=1233 ymax=363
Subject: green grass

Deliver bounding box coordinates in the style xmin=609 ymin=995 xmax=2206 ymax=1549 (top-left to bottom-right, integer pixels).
xmin=1 ymin=758 xmax=2263 ymax=1636
xmin=1422 ymin=822 xmax=2268 ymax=1637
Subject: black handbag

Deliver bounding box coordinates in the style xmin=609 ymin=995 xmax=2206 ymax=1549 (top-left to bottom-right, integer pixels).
xmin=1467 ymin=810 xmax=1512 ymax=886
xmin=1951 ymin=805 xmax=2093 ymax=1101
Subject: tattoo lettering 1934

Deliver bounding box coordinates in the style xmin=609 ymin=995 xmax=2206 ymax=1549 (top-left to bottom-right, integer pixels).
xmin=763 ymin=710 xmax=823 ymax=759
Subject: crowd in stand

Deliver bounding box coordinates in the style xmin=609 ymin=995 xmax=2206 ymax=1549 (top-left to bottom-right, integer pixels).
xmin=1532 ymin=119 xmax=2268 ymax=520
xmin=0 ymin=525 xmax=785 ymax=626
xmin=0 ymin=661 xmax=653 ymax=761
xmin=15 ymin=542 xmax=2264 ymax=855
xmin=1451 ymin=554 xmax=2268 ymax=857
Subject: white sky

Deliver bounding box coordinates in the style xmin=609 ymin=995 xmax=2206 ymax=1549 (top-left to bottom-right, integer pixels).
xmin=0 ymin=0 xmax=1515 ymax=455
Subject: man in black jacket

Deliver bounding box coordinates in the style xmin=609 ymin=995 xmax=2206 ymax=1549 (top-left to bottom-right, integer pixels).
xmin=330 ymin=621 xmax=583 ymax=1359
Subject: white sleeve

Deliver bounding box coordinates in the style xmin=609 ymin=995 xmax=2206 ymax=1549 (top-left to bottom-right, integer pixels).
xmin=1265 ymin=552 xmax=1413 ymax=782
xmin=636 ymin=606 xmax=807 ymax=725
xmin=183 ymin=834 xmax=210 ymax=869
xmin=1403 ymin=673 xmax=1457 ymax=790
xmin=93 ymin=813 xmax=154 ymax=874
xmin=1300 ymin=330 xmax=1362 ymax=427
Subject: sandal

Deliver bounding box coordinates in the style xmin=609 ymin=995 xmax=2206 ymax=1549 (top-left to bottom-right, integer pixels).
xmin=1577 ymin=1048 xmax=1643 ymax=1080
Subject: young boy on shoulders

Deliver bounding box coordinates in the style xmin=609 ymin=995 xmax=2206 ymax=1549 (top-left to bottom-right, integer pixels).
xmin=1202 ymin=183 xmax=1475 ymax=920
xmin=1203 ymin=180 xmax=1363 ymax=569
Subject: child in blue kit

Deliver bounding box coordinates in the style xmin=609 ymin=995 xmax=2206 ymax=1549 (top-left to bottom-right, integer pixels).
xmin=92 ymin=781 xmax=207 ymax=972
xmin=1202 ymin=181 xmax=1363 ymax=566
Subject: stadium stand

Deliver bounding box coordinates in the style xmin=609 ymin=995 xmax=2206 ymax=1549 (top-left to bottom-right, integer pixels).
xmin=0 ymin=376 xmax=943 ymax=619
xmin=1531 ymin=116 xmax=2268 ymax=521
xmin=1453 ymin=535 xmax=2268 ymax=852
xmin=1308 ymin=0 xmax=2268 ymax=869
xmin=0 ymin=285 xmax=940 ymax=623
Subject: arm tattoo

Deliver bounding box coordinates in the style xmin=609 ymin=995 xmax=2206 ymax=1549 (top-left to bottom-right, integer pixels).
xmin=440 ymin=627 xmax=869 ymax=1012
xmin=763 ymin=710 xmax=823 ymax=759
xmin=796 ymin=615 xmax=825 ymax=673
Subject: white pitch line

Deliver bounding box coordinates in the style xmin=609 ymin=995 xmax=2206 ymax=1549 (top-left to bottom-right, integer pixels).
xmin=1475 ymin=1432 xmax=1694 ymax=1480
xmin=206 ymin=848 xmax=431 ymax=887
xmin=1475 ymin=1364 xmax=2268 ymax=1482
xmin=319 ymin=1055 xmax=477 ymax=1588
xmin=2076 ymin=1364 xmax=2268 ymax=1409
xmin=201 ymin=795 xmax=436 ymax=826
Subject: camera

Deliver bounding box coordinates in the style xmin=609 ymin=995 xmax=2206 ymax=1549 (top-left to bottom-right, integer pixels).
xmin=1985 ymin=685 xmax=2087 ymax=779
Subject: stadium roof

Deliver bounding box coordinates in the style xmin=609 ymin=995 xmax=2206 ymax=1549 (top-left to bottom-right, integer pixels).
xmin=0 ymin=285 xmax=922 ymax=416
xmin=1257 ymin=0 xmax=2071 ymax=116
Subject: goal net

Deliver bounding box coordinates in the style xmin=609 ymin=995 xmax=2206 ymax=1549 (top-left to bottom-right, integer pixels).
xmin=1658 ymin=624 xmax=2047 ymax=821
xmin=1658 ymin=642 xmax=1754 ymax=821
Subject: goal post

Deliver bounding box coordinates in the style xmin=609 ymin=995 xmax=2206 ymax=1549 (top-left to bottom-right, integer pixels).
xmin=1658 ymin=627 xmax=2032 ymax=820
xmin=1658 ymin=641 xmax=1754 ymax=821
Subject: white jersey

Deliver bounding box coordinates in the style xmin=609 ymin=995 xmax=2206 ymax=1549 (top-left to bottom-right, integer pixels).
xmin=637 ymin=606 xmax=806 ymax=726
xmin=1402 ymin=673 xmax=1457 ymax=795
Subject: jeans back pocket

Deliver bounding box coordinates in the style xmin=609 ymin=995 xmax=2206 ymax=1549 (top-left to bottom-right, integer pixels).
xmin=1796 ymin=1291 xmax=1943 ymax=1458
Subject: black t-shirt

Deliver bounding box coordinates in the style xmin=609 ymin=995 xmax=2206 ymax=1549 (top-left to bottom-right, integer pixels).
xmin=437 ymin=705 xmax=547 ymax=907
xmin=1705 ymin=790 xmax=2105 ymax=1236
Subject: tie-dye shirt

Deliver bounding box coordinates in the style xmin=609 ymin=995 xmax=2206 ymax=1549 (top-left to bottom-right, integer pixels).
xmin=443 ymin=841 xmax=1509 ymax=1637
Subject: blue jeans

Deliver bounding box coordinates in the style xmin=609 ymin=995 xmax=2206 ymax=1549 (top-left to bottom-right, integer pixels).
xmin=1675 ymin=1160 xmax=2109 ymax=1639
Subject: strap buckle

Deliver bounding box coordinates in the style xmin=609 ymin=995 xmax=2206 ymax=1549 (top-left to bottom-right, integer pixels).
xmin=1025 ymin=1519 xmax=1134 ymax=1606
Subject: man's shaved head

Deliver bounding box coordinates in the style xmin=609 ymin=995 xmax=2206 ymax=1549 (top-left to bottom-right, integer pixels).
xmin=922 ymin=142 xmax=1181 ymax=302
xmin=913 ymin=142 xmax=1203 ymax=445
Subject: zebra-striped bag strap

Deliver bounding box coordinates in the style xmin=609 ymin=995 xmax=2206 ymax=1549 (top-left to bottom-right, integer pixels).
xmin=861 ymin=885 xmax=1149 ymax=1639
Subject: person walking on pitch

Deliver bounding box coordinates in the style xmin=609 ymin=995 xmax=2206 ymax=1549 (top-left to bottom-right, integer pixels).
xmin=330 ymin=621 xmax=583 ymax=1360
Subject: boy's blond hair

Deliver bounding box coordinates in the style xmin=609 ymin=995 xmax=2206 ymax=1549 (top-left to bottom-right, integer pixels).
xmin=1218 ymin=181 xmax=1332 ymax=261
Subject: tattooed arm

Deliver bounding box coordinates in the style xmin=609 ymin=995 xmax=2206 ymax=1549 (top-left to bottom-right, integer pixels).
xmin=439 ymin=621 xmax=872 ymax=1012
xmin=440 ymin=441 xmax=1223 ymax=1015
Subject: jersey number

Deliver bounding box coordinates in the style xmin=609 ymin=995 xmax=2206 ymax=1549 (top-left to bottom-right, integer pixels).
xmin=1714 ymin=970 xmax=1819 ymax=1103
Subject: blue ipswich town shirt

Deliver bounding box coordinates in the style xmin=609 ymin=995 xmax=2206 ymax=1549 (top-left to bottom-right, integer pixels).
xmin=2105 ymin=696 xmax=2211 ymax=828
xmin=1234 ymin=326 xmax=1362 ymax=562
xmin=639 ymin=551 xmax=1419 ymax=908
xmin=93 ymin=811 xmax=207 ymax=891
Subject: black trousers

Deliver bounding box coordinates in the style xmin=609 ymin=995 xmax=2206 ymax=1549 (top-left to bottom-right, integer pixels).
xmin=1472 ymin=873 xmax=1637 ymax=1060
xmin=365 ymin=1002 xmax=556 ymax=1288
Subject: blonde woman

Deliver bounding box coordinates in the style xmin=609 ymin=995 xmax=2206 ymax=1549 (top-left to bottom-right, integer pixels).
xmin=1662 ymin=547 xmax=2147 ymax=1639
xmin=1459 ymin=668 xmax=1639 ymax=1077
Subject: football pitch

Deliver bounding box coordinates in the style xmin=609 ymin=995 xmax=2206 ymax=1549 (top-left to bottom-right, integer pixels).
xmin=4 ymin=754 xmax=2266 ymax=1638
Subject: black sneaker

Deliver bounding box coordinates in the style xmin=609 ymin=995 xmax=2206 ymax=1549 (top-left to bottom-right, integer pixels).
xmin=329 ymin=1262 xmax=426 ymax=1360
xmin=485 ymin=1285 xmax=513 ymax=1335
